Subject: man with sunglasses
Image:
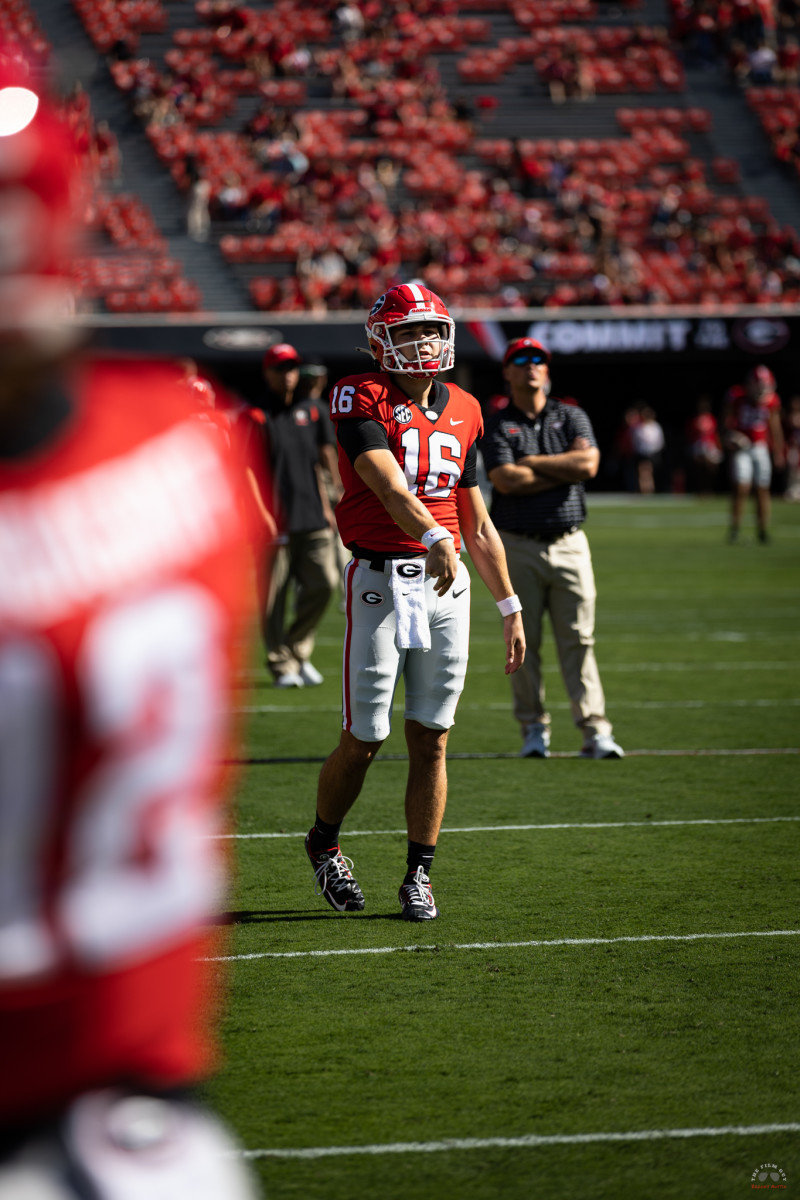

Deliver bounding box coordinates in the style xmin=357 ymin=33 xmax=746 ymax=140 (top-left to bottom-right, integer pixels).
xmin=250 ymin=342 xmax=341 ymax=687
xmin=480 ymin=338 xmax=623 ymax=760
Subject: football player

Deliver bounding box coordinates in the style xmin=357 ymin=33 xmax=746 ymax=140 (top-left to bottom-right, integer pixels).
xmin=304 ymin=282 xmax=525 ymax=921
xmin=0 ymin=61 xmax=259 ymax=1198
xmin=722 ymin=365 xmax=785 ymax=543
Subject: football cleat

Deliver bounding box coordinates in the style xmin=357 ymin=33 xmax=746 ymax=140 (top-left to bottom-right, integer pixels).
xmin=580 ymin=734 xmax=624 ymax=759
xmin=305 ymin=833 xmax=365 ymax=912
xmin=399 ymin=866 xmax=439 ymax=921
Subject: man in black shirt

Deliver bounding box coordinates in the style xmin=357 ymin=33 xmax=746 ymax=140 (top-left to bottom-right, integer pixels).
xmin=255 ymin=343 xmax=340 ymax=687
xmin=480 ymin=338 xmax=623 ymax=759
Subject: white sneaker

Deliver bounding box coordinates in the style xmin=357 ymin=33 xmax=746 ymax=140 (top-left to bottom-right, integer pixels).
xmin=298 ymin=661 xmax=324 ymax=686
xmin=581 ymin=734 xmax=624 ymax=759
xmin=274 ymin=672 xmax=304 ymax=688
xmin=520 ymin=722 xmax=551 ymax=758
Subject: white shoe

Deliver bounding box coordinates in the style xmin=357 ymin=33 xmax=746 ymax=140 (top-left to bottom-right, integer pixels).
xmin=274 ymin=672 xmax=304 ymax=688
xmin=298 ymin=661 xmax=324 ymax=686
xmin=520 ymin=722 xmax=551 ymax=758
xmin=581 ymin=734 xmax=624 ymax=759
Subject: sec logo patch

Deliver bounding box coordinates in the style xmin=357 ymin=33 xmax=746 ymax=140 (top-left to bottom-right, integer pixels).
xmin=393 ymin=404 xmax=413 ymax=424
xmin=361 ymin=591 xmax=384 ymax=606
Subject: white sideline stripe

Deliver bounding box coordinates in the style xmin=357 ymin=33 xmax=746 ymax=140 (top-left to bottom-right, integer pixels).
xmin=242 ymin=1122 xmax=800 ymax=1161
xmin=237 ymin=660 xmax=799 ymax=674
xmin=236 ymin=698 xmax=800 ymax=713
xmin=219 ymin=815 xmax=800 ymax=840
xmin=206 ymin=928 xmax=800 ymax=963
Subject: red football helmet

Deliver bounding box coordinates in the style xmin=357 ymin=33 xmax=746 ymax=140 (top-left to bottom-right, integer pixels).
xmin=747 ymin=364 xmax=776 ymax=395
xmin=0 ymin=57 xmax=85 ymax=348
xmin=365 ymin=283 xmax=455 ymax=378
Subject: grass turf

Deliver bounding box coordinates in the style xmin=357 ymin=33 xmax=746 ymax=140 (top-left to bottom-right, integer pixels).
xmin=207 ymin=497 xmax=800 ymax=1199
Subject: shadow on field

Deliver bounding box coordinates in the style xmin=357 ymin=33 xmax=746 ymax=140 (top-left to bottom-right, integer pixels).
xmin=224 ymin=909 xmax=404 ymax=924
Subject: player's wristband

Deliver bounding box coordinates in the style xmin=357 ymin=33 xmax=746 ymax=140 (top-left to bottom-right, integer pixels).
xmin=497 ymin=594 xmax=522 ymax=617
xmin=421 ymin=526 xmax=455 ymax=550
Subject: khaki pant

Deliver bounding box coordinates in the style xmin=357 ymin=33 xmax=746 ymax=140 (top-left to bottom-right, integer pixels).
xmin=500 ymin=528 xmax=613 ymax=740
xmin=259 ymin=529 xmax=339 ymax=678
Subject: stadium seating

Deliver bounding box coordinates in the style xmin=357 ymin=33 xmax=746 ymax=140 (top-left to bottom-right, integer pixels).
xmin=9 ymin=0 xmax=800 ymax=312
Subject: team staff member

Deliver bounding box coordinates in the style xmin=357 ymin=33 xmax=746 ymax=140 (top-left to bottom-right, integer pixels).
xmin=480 ymin=338 xmax=623 ymax=760
xmin=251 ymin=343 xmax=340 ymax=687
xmin=722 ymin=365 xmax=785 ymax=543
xmin=0 ymin=64 xmax=258 ymax=1198
xmin=304 ymin=283 xmax=525 ymax=922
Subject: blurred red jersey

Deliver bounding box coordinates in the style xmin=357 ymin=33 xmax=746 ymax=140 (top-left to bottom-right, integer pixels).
xmin=0 ymin=359 xmax=250 ymax=1124
xmin=724 ymin=384 xmax=781 ymax=445
xmin=330 ymin=372 xmax=483 ymax=553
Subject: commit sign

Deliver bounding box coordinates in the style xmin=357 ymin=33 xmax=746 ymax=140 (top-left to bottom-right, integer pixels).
xmin=493 ymin=315 xmax=793 ymax=360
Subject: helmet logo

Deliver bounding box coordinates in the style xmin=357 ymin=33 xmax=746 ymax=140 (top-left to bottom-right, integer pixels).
xmin=369 ymin=294 xmax=386 ymax=317
xmin=393 ymin=404 xmax=413 ymax=424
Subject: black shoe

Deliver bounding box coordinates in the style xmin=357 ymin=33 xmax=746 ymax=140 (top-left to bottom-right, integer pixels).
xmin=398 ymin=867 xmax=439 ymax=921
xmin=305 ymin=832 xmax=365 ymax=912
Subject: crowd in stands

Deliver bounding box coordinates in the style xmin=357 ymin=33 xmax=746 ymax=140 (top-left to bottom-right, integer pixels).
xmin=669 ymin=0 xmax=800 ymax=180
xmin=88 ymin=0 xmax=800 ymax=312
xmin=7 ymin=0 xmax=800 ymax=313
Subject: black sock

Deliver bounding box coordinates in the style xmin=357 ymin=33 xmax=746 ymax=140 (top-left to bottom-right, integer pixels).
xmin=406 ymin=841 xmax=436 ymax=879
xmin=308 ymin=813 xmax=341 ymax=852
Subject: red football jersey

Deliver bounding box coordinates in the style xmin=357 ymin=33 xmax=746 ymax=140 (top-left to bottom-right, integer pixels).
xmin=724 ymin=384 xmax=781 ymax=445
xmin=330 ymin=372 xmax=483 ymax=553
xmin=0 ymin=359 xmax=251 ymax=1123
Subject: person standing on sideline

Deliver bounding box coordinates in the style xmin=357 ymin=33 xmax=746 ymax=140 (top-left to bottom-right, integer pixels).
xmin=480 ymin=338 xmax=623 ymax=760
xmin=298 ymin=360 xmax=348 ymax=586
xmin=251 ymin=343 xmax=340 ymax=687
xmin=305 ymin=284 xmax=525 ymax=921
xmin=722 ymin=365 xmax=785 ymax=543
xmin=0 ymin=63 xmax=259 ymax=1198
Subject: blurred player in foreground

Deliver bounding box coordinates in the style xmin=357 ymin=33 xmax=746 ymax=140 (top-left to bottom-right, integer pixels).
xmin=722 ymin=365 xmax=785 ymax=543
xmin=0 ymin=62 xmax=259 ymax=1198
xmin=304 ymin=283 xmax=525 ymax=922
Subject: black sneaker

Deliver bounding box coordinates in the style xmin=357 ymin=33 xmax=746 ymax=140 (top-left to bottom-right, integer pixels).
xmin=305 ymin=832 xmax=365 ymax=912
xmin=398 ymin=866 xmax=438 ymax=921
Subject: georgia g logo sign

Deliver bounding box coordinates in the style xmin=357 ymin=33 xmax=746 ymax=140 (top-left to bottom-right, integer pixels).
xmin=361 ymin=591 xmax=384 ymax=606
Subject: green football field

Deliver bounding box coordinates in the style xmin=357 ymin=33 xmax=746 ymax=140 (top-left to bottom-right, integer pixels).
xmin=207 ymin=496 xmax=800 ymax=1200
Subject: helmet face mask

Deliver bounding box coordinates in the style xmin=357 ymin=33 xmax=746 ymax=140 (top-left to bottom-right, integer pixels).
xmin=366 ymin=283 xmax=455 ymax=378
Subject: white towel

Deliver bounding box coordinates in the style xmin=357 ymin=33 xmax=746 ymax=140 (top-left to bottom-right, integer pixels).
xmin=389 ymin=559 xmax=430 ymax=650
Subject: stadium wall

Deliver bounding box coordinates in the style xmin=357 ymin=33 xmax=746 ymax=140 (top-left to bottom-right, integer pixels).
xmin=82 ymin=306 xmax=799 ymax=492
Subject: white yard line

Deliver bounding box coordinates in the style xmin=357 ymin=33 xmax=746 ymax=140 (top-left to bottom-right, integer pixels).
xmin=241 ymin=1121 xmax=800 ymax=1161
xmin=206 ymin=928 xmax=800 ymax=963
xmin=218 ymin=815 xmax=800 ymax=840
xmin=230 ymin=747 xmax=798 ymax=762
xmin=235 ymin=698 xmax=800 ymax=713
